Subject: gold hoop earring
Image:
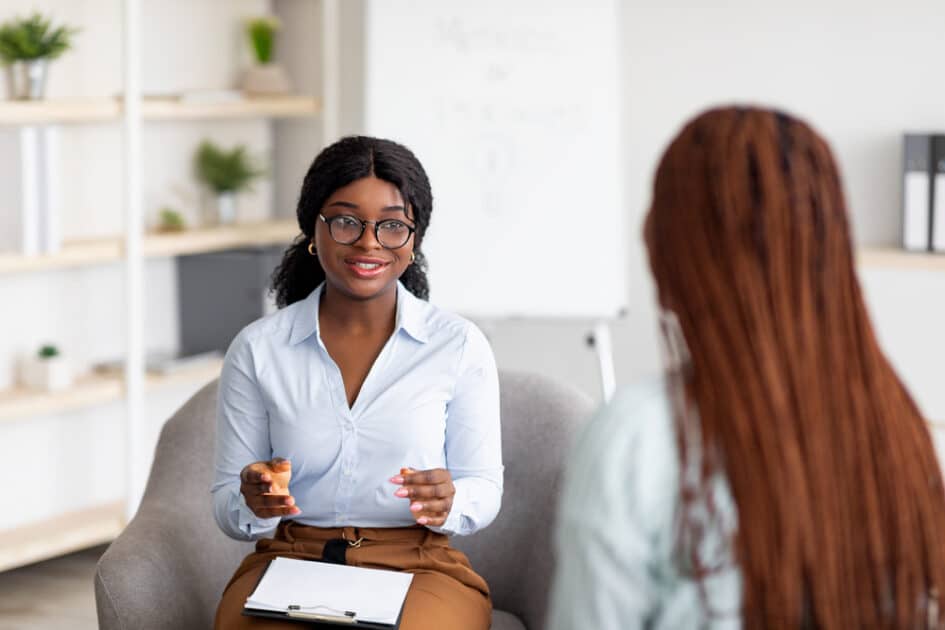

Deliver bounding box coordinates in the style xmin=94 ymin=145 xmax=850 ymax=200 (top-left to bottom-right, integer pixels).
xmin=409 ymin=252 xmax=416 ymax=264
xmin=307 ymin=242 xmax=316 ymax=256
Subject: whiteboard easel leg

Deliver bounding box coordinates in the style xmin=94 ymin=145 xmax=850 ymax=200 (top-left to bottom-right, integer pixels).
xmin=586 ymin=321 xmax=616 ymax=402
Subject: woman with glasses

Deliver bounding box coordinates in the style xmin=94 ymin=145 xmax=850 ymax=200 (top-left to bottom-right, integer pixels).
xmin=212 ymin=136 xmax=502 ymax=630
xmin=549 ymin=107 xmax=945 ymax=628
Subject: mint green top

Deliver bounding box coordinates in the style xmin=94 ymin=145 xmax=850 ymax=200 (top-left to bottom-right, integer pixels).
xmin=548 ymin=377 xmax=743 ymax=629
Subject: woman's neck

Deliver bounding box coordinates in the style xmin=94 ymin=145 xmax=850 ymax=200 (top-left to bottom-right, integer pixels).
xmin=319 ymin=283 xmax=397 ymax=335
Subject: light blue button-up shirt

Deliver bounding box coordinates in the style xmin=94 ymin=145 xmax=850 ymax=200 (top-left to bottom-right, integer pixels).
xmin=211 ymin=282 xmax=503 ymax=541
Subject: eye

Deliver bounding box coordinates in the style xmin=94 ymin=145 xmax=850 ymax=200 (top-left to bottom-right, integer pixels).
xmin=379 ymin=220 xmax=408 ymax=233
xmin=334 ymin=215 xmax=361 ymax=228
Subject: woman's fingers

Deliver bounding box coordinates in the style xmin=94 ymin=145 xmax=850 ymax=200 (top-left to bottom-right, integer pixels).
xmin=254 ymin=505 xmax=301 ymax=518
xmin=405 ymin=468 xmax=450 ymax=486
xmin=241 ymin=464 xmax=272 ymax=484
xmin=255 ymin=493 xmax=296 ymax=507
xmin=396 ymin=482 xmax=453 ymax=499
xmin=410 ymin=498 xmax=451 ymax=515
xmin=415 ymin=511 xmax=449 ymax=526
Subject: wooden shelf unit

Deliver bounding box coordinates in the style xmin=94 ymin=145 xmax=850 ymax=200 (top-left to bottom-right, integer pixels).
xmin=0 ymin=501 xmax=125 ymax=573
xmin=0 ymin=358 xmax=223 ymax=424
xmin=0 ymin=219 xmax=299 ymax=275
xmin=0 ymin=95 xmax=321 ymax=126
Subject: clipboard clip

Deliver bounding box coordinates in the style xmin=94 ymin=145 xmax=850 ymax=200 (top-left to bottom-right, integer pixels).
xmin=286 ymin=604 xmax=358 ymax=624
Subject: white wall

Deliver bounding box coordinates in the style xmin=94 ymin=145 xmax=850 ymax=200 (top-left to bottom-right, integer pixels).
xmin=321 ymin=1 xmax=945 ymax=411
xmin=613 ymin=0 xmax=945 ymax=421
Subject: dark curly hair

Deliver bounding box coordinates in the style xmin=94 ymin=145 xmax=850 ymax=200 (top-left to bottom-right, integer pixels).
xmin=271 ymin=136 xmax=433 ymax=308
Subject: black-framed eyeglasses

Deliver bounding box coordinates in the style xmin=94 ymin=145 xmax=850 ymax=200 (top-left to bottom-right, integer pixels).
xmin=318 ymin=213 xmax=416 ymax=250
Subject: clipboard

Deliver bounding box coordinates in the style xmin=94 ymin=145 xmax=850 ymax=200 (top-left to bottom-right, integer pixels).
xmin=242 ymin=558 xmax=410 ymax=629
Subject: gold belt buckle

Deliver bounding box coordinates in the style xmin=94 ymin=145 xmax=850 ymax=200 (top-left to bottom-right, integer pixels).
xmin=343 ymin=529 xmax=364 ymax=548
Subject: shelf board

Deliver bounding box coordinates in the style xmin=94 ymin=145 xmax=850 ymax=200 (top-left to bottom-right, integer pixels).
xmin=0 ymin=237 xmax=123 ymax=275
xmin=857 ymin=248 xmax=945 ymax=272
xmin=0 ymin=219 xmax=299 ymax=275
xmin=143 ymin=219 xmax=299 ymax=257
xmin=0 ymin=358 xmax=223 ymax=423
xmin=0 ymin=501 xmax=124 ymax=572
xmin=0 ymin=95 xmax=321 ymax=125
xmin=0 ymin=99 xmax=121 ymax=125
xmin=0 ymin=373 xmax=123 ymax=423
xmin=143 ymin=95 xmax=322 ymax=120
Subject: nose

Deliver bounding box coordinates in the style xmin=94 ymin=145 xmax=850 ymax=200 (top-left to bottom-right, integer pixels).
xmin=352 ymin=222 xmax=383 ymax=250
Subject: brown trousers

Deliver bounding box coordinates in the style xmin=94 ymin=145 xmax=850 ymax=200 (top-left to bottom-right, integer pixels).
xmin=215 ymin=521 xmax=492 ymax=630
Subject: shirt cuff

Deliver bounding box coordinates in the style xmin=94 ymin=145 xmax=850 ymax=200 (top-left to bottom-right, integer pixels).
xmin=428 ymin=482 xmax=470 ymax=536
xmin=236 ymin=491 xmax=281 ymax=538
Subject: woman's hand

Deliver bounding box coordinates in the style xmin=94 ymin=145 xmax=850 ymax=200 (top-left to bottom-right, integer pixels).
xmin=240 ymin=457 xmax=301 ymax=519
xmin=390 ymin=467 xmax=455 ymax=527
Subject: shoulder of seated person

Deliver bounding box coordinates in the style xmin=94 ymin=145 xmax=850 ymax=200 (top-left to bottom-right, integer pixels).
xmin=567 ymin=375 xmax=678 ymax=522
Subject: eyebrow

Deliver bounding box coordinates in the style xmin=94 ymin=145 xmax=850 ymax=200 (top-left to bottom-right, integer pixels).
xmin=326 ymin=201 xmax=407 ymax=213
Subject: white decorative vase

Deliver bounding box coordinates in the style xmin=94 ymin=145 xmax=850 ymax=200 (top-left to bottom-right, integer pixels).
xmin=217 ymin=192 xmax=237 ymax=225
xmin=240 ymin=63 xmax=292 ymax=95
xmin=6 ymin=59 xmax=49 ymax=100
xmin=20 ymin=355 xmax=73 ymax=391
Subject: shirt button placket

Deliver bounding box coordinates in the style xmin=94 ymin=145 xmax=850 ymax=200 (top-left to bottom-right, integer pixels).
xmin=339 ymin=394 xmax=357 ymax=521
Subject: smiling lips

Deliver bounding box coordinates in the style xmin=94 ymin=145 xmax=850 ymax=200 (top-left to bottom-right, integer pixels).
xmin=344 ymin=256 xmax=391 ymax=279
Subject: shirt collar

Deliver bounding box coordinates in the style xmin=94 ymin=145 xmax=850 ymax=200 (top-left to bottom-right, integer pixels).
xmin=288 ymin=281 xmax=429 ymax=346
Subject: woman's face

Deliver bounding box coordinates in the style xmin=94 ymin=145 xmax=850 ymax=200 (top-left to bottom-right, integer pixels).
xmin=314 ymin=176 xmax=416 ymax=301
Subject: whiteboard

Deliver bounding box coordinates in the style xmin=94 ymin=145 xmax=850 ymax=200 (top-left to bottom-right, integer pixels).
xmin=364 ymin=0 xmax=625 ymax=318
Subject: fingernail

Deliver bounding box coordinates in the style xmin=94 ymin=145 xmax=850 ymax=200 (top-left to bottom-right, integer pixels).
xmin=292 ymin=507 xmax=300 ymax=514
xmin=395 ymin=488 xmax=408 ymax=497
xmin=261 ymin=474 xmax=270 ymax=481
xmin=390 ymin=476 xmax=404 ymax=484
xmin=268 ymin=486 xmax=273 ymax=493
xmin=286 ymin=497 xmax=294 ymax=506
xmin=410 ymin=502 xmax=422 ymax=512
xmin=418 ymin=517 xmax=429 ymax=525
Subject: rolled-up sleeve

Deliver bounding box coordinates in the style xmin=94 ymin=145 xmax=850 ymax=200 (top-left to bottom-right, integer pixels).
xmin=431 ymin=323 xmax=503 ymax=536
xmin=211 ymin=330 xmax=281 ymax=540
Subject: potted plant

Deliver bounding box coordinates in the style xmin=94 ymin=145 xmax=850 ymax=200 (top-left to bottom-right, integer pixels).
xmin=194 ymin=140 xmax=265 ymax=225
xmin=19 ymin=344 xmax=73 ymax=391
xmin=0 ymin=13 xmax=78 ymax=100
xmin=240 ymin=16 xmax=292 ymax=95
xmin=157 ymin=207 xmax=186 ymax=232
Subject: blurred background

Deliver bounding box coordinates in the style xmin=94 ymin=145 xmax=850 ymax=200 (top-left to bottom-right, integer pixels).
xmin=2 ymin=0 xmax=945 ymax=627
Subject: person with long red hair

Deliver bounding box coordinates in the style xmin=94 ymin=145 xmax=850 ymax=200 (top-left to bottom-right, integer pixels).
xmin=549 ymin=106 xmax=945 ymax=629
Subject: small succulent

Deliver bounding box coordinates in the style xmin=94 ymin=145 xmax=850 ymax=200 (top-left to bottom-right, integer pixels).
xmin=0 ymin=13 xmax=78 ymax=64
xmin=38 ymin=344 xmax=60 ymax=359
xmin=158 ymin=207 xmax=186 ymax=232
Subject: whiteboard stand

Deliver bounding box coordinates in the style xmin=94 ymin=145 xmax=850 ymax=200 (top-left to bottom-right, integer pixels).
xmin=586 ymin=320 xmax=616 ymax=402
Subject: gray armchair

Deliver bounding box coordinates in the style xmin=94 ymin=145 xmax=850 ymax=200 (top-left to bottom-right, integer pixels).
xmin=95 ymin=371 xmax=593 ymax=630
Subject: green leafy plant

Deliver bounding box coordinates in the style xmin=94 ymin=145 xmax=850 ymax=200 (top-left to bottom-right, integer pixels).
xmin=246 ymin=16 xmax=280 ymax=64
xmin=158 ymin=207 xmax=186 ymax=232
xmin=38 ymin=344 xmax=59 ymax=359
xmin=0 ymin=13 xmax=78 ymax=64
xmin=194 ymin=140 xmax=265 ymax=194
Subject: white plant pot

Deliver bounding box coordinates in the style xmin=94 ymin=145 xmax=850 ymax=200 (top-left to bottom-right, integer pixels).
xmin=217 ymin=192 xmax=237 ymax=225
xmin=20 ymin=355 xmax=72 ymax=391
xmin=240 ymin=64 xmax=292 ymax=95
xmin=5 ymin=59 xmax=49 ymax=100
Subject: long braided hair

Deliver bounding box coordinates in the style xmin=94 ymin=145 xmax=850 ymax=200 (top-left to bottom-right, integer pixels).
xmin=272 ymin=135 xmax=433 ymax=307
xmin=646 ymin=106 xmax=945 ymax=627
